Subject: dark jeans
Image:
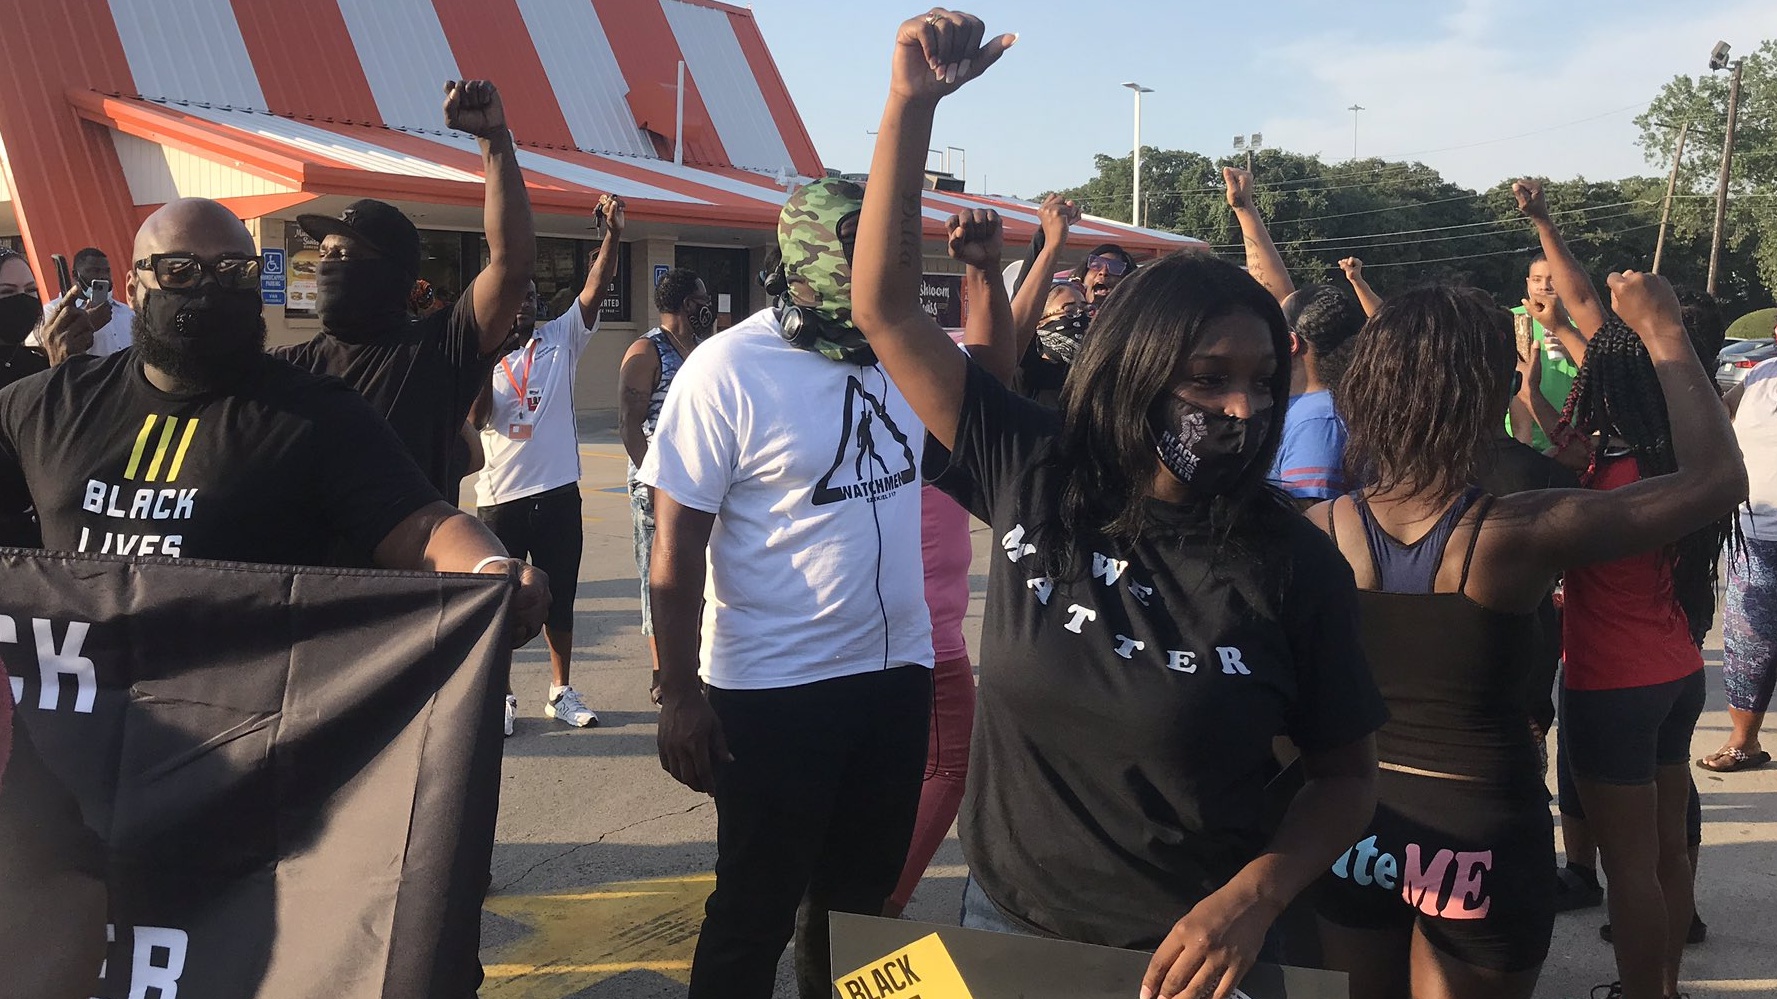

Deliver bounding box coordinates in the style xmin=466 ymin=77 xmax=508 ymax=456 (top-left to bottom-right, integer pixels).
xmin=691 ymin=665 xmax=932 ymax=999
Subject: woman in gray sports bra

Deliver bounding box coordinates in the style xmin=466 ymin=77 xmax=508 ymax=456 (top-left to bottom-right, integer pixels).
xmin=1310 ymin=281 xmax=1745 ymax=999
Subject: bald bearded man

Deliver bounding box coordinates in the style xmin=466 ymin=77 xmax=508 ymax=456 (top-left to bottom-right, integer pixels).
xmin=0 ymin=197 xmax=548 ymax=637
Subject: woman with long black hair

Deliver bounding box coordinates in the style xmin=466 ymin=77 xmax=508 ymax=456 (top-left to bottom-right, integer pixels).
xmin=851 ymin=13 xmax=1387 ymax=999
xmin=1313 ymin=279 xmax=1743 ymax=999
xmin=1554 ymin=290 xmax=1737 ymax=999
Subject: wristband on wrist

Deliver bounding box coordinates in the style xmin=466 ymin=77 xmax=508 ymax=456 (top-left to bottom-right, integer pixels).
xmin=472 ymin=555 xmax=517 ymax=575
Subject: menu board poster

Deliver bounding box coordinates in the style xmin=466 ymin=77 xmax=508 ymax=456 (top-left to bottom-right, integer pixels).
xmin=282 ymin=222 xmax=320 ymax=316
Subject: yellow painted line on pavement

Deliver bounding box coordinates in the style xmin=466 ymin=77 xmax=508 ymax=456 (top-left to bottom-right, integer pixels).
xmin=481 ymin=873 xmax=714 ymax=995
xmin=484 ymin=960 xmax=692 ymax=975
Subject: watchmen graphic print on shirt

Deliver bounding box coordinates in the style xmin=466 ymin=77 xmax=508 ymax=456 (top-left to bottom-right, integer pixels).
xmin=814 ymin=375 xmax=918 ymax=506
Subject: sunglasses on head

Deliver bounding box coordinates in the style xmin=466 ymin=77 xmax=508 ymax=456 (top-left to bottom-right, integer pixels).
xmin=133 ymin=253 xmax=263 ymax=291
xmin=1086 ymin=255 xmax=1129 ymax=277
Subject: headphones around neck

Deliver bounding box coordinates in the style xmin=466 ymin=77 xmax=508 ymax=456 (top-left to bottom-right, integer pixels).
xmin=762 ymin=264 xmax=851 ymax=351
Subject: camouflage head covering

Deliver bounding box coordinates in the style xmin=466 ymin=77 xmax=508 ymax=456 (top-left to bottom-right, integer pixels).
xmin=779 ymin=177 xmax=864 ymax=329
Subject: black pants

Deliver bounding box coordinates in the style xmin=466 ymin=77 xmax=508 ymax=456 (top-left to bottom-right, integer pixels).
xmin=477 ymin=483 xmax=582 ymax=632
xmin=691 ymin=665 xmax=931 ymax=999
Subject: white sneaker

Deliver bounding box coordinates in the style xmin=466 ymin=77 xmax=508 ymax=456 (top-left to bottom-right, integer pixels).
xmin=503 ymin=694 xmax=518 ymax=737
xmin=545 ymin=685 xmax=598 ymax=728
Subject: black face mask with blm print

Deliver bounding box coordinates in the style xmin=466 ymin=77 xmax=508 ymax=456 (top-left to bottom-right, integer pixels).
xmin=1149 ymin=394 xmax=1271 ymax=498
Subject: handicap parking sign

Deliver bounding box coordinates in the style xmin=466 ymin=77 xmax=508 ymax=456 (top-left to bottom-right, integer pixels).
xmin=260 ymin=247 xmax=287 ymax=306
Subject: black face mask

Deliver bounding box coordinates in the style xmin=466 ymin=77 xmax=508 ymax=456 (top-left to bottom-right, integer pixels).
xmin=133 ymin=286 xmax=267 ymax=389
xmin=1036 ymin=313 xmax=1090 ymax=366
xmin=0 ymin=292 xmax=39 ymax=346
xmin=1150 ymin=394 xmax=1273 ymax=498
xmin=315 ymin=258 xmax=411 ymax=342
xmin=688 ymin=303 xmax=715 ymax=338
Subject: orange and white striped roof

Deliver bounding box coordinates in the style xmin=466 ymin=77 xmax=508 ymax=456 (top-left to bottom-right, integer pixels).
xmin=0 ymin=0 xmax=1196 ymax=286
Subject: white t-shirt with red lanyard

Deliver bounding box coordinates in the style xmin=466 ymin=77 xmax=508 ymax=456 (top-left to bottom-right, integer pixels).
xmin=474 ymin=305 xmax=597 ymax=508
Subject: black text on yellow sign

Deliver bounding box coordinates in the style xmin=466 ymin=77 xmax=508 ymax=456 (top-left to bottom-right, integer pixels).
xmin=836 ymin=932 xmax=974 ymax=999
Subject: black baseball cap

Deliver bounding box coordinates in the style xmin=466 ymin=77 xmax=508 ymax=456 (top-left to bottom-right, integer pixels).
xmin=298 ymin=199 xmax=421 ymax=276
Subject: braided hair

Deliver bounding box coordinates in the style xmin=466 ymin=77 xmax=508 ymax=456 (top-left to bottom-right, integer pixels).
xmin=1560 ymin=300 xmax=1733 ymax=642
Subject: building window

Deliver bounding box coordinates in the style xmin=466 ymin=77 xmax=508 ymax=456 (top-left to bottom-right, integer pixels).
xmin=476 ymin=235 xmax=631 ymax=323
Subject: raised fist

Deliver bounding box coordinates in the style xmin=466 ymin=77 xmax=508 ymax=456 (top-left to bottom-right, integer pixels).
xmin=946 ymin=208 xmax=1003 ymax=269
xmin=1037 ymin=193 xmax=1079 ymax=244
xmin=444 ymin=80 xmax=507 ymax=140
xmin=598 ymin=194 xmax=627 ymax=235
xmin=1512 ymin=178 xmax=1549 ymax=221
xmin=889 ymin=9 xmax=1017 ymax=104
xmin=1338 ymin=257 xmax=1364 ymax=280
xmin=1606 ymin=270 xmax=1684 ymax=345
xmin=1224 ymin=166 xmax=1255 ymax=210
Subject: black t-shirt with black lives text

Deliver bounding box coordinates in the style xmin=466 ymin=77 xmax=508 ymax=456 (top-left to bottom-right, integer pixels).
xmin=0 ymin=350 xmax=442 ymax=565
xmin=274 ymin=290 xmax=490 ymax=496
xmin=927 ymin=362 xmax=1388 ymax=949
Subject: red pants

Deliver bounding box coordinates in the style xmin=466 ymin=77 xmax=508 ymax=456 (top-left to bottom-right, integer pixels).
xmin=889 ymin=656 xmax=976 ymax=909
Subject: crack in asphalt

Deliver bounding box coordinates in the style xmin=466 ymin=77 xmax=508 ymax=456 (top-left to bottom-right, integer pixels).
xmin=492 ymin=800 xmax=712 ymax=895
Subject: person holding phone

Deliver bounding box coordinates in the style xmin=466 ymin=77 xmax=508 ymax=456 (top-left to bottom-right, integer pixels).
xmin=28 ymin=248 xmax=132 ymax=357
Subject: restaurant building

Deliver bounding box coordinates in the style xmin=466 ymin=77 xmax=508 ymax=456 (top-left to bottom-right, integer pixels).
xmin=0 ymin=0 xmax=1198 ymax=417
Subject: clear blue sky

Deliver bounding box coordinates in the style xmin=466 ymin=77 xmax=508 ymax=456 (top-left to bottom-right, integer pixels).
xmin=750 ymin=0 xmax=1775 ymax=199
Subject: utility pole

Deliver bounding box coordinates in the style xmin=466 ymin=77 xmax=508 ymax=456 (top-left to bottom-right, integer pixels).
xmin=1124 ymin=82 xmax=1154 ymax=226
xmin=1652 ymin=121 xmax=1690 ymax=274
xmin=1708 ymin=56 xmax=1745 ymax=295
xmin=1347 ymin=105 xmax=1365 ymax=160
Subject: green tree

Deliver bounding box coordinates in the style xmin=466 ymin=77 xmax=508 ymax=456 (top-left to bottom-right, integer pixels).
xmin=1635 ymin=39 xmax=1777 ymax=311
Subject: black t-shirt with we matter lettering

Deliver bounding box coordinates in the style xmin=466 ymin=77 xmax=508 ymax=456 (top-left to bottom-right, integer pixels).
xmin=926 ymin=362 xmax=1387 ymax=950
xmin=0 ymin=350 xmax=441 ymax=565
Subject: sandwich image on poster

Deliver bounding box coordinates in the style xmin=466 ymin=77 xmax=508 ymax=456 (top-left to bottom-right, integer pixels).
xmin=829 ymin=913 xmax=1348 ymax=999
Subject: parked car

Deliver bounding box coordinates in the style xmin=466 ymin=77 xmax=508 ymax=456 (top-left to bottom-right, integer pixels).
xmin=1718 ymin=337 xmax=1777 ymax=392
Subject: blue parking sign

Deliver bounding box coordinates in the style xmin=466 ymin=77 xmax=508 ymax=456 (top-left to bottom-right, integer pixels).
xmin=260 ymin=247 xmax=287 ymax=306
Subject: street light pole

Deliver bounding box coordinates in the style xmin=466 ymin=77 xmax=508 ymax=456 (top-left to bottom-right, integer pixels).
xmin=1347 ymin=105 xmax=1365 ymax=160
xmin=1124 ymin=82 xmax=1154 ymax=226
xmin=1708 ymin=56 xmax=1745 ymax=296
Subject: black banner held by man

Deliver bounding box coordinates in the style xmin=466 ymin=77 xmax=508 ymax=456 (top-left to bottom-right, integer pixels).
xmin=0 ymin=549 xmax=511 ymax=998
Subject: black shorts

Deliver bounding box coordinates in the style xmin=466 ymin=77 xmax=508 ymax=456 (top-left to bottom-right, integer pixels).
xmin=1561 ymin=670 xmax=1705 ymax=786
xmin=477 ymin=483 xmax=582 ymax=632
xmin=1316 ymin=768 xmax=1554 ymax=972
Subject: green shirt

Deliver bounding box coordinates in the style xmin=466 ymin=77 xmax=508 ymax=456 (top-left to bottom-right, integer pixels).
xmin=1506 ymin=304 xmax=1581 ymax=452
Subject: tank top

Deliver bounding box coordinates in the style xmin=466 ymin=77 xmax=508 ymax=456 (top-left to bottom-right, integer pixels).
xmin=1332 ymin=492 xmax=1544 ymax=789
xmin=642 ymin=327 xmax=687 ymax=442
xmin=1561 ymin=453 xmax=1703 ymax=690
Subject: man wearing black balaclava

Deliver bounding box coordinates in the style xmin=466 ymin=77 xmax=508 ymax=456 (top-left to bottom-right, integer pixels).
xmin=275 ymin=79 xmax=536 ymax=501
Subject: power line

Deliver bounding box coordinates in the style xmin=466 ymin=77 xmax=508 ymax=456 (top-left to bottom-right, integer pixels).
xmin=1258 ymin=209 xmax=1650 ymax=254
xmin=1321 ymin=223 xmax=1665 ymax=269
xmin=1267 ymin=190 xmax=1496 ymax=228
xmin=1202 ymin=199 xmax=1655 ymax=251
xmin=1343 ymin=245 xmax=1538 ymax=269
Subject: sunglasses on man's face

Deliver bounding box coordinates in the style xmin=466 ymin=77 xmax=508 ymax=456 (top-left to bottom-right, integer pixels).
xmin=134 ymin=253 xmax=263 ymax=291
xmin=1086 ymin=255 xmax=1128 ymax=277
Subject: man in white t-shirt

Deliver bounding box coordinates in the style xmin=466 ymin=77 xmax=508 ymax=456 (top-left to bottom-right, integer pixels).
xmin=30 ymin=248 xmax=134 ymax=357
xmin=638 ymin=177 xmax=933 ymax=999
xmin=473 ymin=195 xmax=624 ymax=735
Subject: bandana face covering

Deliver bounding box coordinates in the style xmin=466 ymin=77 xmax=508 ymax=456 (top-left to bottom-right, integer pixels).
xmin=1036 ymin=312 xmax=1091 ymax=366
xmin=1150 ymin=394 xmax=1272 ymax=496
xmin=315 ymin=258 xmax=411 ymax=342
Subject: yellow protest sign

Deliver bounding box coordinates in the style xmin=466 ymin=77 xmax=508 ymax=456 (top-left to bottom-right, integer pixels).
xmin=835 ymin=931 xmax=975 ymax=999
